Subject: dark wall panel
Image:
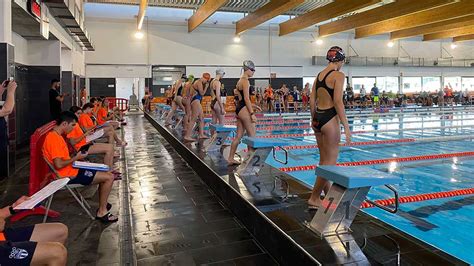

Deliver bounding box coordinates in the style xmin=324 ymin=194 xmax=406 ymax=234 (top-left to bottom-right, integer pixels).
xmin=90 ymin=78 xmax=116 ymax=97
xmin=61 ymin=71 xmax=73 ymax=111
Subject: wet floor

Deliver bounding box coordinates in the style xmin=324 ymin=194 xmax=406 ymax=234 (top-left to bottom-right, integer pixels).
xmin=123 ymin=114 xmax=277 ymax=265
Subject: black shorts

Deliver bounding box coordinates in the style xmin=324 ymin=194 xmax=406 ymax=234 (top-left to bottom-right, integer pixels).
xmin=69 ymin=168 xmax=97 ymax=185
xmin=0 ymin=226 xmax=37 ymax=265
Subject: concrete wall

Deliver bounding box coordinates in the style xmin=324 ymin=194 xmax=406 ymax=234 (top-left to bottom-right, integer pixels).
xmin=84 ymin=18 xmax=474 ymax=79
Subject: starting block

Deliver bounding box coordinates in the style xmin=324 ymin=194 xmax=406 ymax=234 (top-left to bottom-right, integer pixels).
xmin=307 ymin=166 xmax=400 ymax=237
xmin=172 ymin=110 xmax=185 ymax=129
xmin=160 ymin=105 xmax=171 ymax=120
xmin=206 ymin=124 xmax=236 ymax=154
xmin=235 ymin=137 xmax=289 ymax=201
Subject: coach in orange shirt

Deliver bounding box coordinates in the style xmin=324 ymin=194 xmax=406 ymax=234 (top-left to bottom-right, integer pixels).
xmin=67 ymin=106 xmax=119 ymax=177
xmin=42 ymin=111 xmax=118 ymax=223
xmin=79 ymin=103 xmax=126 ymax=147
xmin=97 ymin=98 xmax=120 ymax=129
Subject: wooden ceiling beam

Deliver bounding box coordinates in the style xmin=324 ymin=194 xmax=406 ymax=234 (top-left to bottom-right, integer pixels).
xmin=453 ymin=34 xmax=474 ymax=42
xmin=357 ymin=1 xmax=474 ymax=39
xmin=137 ymin=0 xmax=148 ymax=30
xmin=188 ymin=0 xmax=228 ymax=33
xmin=423 ymin=25 xmax=474 ymax=41
xmin=279 ymin=0 xmax=380 ymax=37
xmin=389 ymin=14 xmax=474 ymax=40
xmin=236 ymin=0 xmax=305 ymax=35
xmin=319 ymin=0 xmax=455 ymax=37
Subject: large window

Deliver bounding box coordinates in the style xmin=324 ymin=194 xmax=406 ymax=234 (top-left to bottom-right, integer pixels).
xmin=444 ymin=77 xmax=461 ymax=90
xmin=402 ymin=77 xmax=422 ymax=93
xmin=352 ymin=77 xmax=376 ymax=93
xmin=376 ymin=77 xmax=399 ymax=94
xmin=422 ymin=77 xmax=441 ymax=92
xmin=462 ymin=77 xmax=474 ymax=91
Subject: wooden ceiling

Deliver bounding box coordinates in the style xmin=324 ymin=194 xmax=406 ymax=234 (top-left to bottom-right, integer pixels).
xmin=89 ymin=0 xmax=474 ymax=42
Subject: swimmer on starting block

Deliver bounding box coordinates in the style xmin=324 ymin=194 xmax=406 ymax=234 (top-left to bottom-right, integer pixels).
xmin=210 ymin=69 xmax=226 ymax=127
xmin=165 ymin=74 xmax=186 ymax=126
xmin=307 ymin=46 xmax=351 ymax=210
xmin=182 ymin=75 xmax=194 ymax=132
xmin=183 ymin=73 xmax=211 ymax=142
xmin=228 ymin=60 xmax=262 ymax=166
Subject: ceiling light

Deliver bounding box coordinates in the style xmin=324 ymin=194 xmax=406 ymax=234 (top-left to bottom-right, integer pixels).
xmin=450 ymin=43 xmax=457 ymax=49
xmin=162 ymin=77 xmax=173 ymax=81
xmin=387 ymin=41 xmax=394 ymax=48
xmin=134 ymin=31 xmax=144 ymax=39
xmin=158 ymin=67 xmax=175 ymax=70
xmin=316 ymin=38 xmax=323 ymax=45
xmin=233 ymin=35 xmax=241 ymax=43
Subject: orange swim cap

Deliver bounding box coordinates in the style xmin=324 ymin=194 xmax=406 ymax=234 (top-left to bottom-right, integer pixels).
xmin=202 ymin=73 xmax=211 ymax=81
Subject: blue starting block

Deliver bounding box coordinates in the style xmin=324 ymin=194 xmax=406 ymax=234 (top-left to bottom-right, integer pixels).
xmin=235 ymin=137 xmax=290 ymax=201
xmin=206 ymin=124 xmax=236 ymax=154
xmin=307 ymin=166 xmax=401 ymax=237
xmin=160 ymin=105 xmax=172 ymax=120
xmin=192 ymin=117 xmax=213 ymax=134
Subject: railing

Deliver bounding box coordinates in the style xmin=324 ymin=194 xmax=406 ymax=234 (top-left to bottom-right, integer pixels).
xmin=312 ymin=56 xmax=474 ymax=68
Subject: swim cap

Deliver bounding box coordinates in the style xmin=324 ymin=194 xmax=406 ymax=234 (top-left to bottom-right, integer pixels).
xmin=202 ymin=73 xmax=211 ymax=81
xmin=216 ymin=68 xmax=225 ymax=76
xmin=243 ymin=60 xmax=255 ymax=71
xmin=187 ymin=74 xmax=195 ymax=82
xmin=181 ymin=74 xmax=187 ymax=80
xmin=326 ymin=46 xmax=345 ymax=62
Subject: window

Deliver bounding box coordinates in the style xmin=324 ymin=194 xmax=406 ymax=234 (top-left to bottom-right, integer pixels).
xmin=402 ymin=77 xmax=422 ymax=94
xmin=422 ymin=77 xmax=441 ymax=92
xmin=376 ymin=77 xmax=399 ymax=94
xmin=462 ymin=77 xmax=474 ymax=91
xmin=352 ymin=77 xmax=376 ymax=93
xmin=303 ymin=77 xmax=315 ymax=87
xmin=444 ymin=77 xmax=461 ymax=90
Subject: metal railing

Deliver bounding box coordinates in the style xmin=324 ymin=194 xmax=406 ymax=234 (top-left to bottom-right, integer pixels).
xmin=312 ymin=56 xmax=474 ymax=68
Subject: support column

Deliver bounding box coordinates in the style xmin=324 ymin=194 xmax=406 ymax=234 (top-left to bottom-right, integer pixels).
xmin=0 ymin=0 xmax=14 ymax=179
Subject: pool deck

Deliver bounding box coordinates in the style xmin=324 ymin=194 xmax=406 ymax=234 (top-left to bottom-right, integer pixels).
xmin=145 ymin=111 xmax=469 ymax=265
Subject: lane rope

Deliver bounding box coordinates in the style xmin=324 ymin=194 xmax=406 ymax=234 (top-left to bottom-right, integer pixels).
xmin=361 ymin=187 xmax=474 ymax=209
xmin=279 ymin=151 xmax=474 ymax=172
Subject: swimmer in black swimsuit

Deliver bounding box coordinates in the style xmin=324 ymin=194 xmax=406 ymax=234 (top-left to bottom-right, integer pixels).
xmin=228 ymin=60 xmax=261 ymax=166
xmin=183 ymin=73 xmax=211 ymax=142
xmin=210 ymin=69 xmax=226 ymax=127
xmin=165 ymin=74 xmax=186 ymax=125
xmin=308 ymin=46 xmax=351 ymax=210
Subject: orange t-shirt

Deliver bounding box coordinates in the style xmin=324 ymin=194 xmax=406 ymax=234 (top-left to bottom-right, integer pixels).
xmin=42 ymin=130 xmax=79 ymax=178
xmin=0 ymin=232 xmax=5 ymax=241
xmin=97 ymin=107 xmax=108 ymax=125
xmin=66 ymin=124 xmax=86 ymax=150
xmin=93 ymin=105 xmax=100 ymax=116
xmin=79 ymin=113 xmax=95 ymax=130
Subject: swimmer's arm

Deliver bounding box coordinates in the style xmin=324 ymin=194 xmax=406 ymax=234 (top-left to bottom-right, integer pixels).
xmin=243 ymin=81 xmax=254 ymax=114
xmin=199 ymin=82 xmax=207 ymax=95
xmin=333 ymin=72 xmax=349 ymax=130
xmin=0 ymin=86 xmax=15 ymax=117
xmin=309 ymin=78 xmax=317 ymax=118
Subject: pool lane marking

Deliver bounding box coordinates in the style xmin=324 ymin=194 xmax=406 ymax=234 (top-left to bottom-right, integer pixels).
xmin=278 ymin=151 xmax=474 ymax=172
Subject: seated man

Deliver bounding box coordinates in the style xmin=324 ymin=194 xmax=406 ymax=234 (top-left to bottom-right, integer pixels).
xmin=67 ymin=106 xmax=121 ymax=178
xmin=79 ymin=103 xmax=126 ymax=147
xmin=42 ymin=111 xmax=118 ymax=223
xmin=96 ymin=99 xmax=120 ymax=129
xmin=0 ymin=196 xmax=68 ymax=266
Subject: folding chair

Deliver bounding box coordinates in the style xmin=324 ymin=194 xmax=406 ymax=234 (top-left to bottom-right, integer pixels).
xmin=43 ymin=158 xmax=95 ymax=222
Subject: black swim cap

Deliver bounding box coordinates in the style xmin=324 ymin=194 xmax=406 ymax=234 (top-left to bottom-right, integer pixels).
xmin=326 ymin=46 xmax=345 ymax=63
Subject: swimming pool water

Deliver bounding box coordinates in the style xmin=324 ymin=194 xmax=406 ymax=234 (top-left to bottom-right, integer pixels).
xmin=247 ymin=112 xmax=474 ymax=263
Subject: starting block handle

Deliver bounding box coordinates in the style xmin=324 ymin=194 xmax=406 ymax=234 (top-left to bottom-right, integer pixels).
xmin=365 ymin=185 xmax=399 ymax=213
xmin=272 ymin=146 xmax=288 ymax=165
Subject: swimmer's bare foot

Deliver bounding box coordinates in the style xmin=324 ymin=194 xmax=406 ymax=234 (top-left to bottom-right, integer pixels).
xmin=184 ymin=137 xmax=196 ymax=142
xmin=198 ymin=135 xmax=209 ymax=139
xmin=227 ymin=159 xmax=241 ymax=166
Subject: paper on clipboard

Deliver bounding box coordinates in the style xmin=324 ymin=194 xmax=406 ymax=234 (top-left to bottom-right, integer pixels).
xmin=14 ymin=178 xmax=70 ymax=210
xmin=86 ymin=129 xmax=104 ymax=143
